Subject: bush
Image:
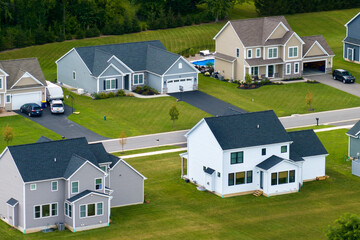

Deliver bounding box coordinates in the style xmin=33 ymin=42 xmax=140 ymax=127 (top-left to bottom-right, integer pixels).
xmin=75 ymin=29 xmax=85 ymax=39
xmin=107 ymin=92 xmax=115 ymax=98
xmin=117 ymin=89 xmax=125 ymax=96
xmin=184 ymin=15 xmax=193 ymax=26
xmin=92 ymin=93 xmax=100 ymax=100
xmin=134 ymin=86 xmax=159 ymax=95
xmin=85 ymin=27 xmax=100 ymax=38
xmin=126 ymin=93 xmax=134 ymax=97
xmin=66 ymin=34 xmax=73 ymax=40
xmin=99 ymin=92 xmax=108 ymax=99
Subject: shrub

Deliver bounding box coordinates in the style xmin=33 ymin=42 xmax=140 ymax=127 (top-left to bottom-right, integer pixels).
xmin=134 ymin=86 xmax=158 ymax=95
xmin=204 ymin=72 xmax=210 ymax=76
xmin=126 ymin=93 xmax=134 ymax=97
xmin=75 ymin=29 xmax=85 ymax=39
xmin=184 ymin=15 xmax=193 ymax=26
xmin=99 ymin=92 xmax=108 ymax=99
xmin=107 ymin=92 xmax=115 ymax=98
xmin=66 ymin=34 xmax=73 ymax=40
xmin=92 ymin=93 xmax=100 ymax=100
xmin=85 ymin=27 xmax=100 ymax=38
xmin=117 ymin=89 xmax=125 ymax=96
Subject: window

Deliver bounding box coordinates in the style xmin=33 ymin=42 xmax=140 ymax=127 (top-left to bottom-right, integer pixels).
xmin=228 ymin=173 xmax=234 ymax=186
xmin=217 ymin=172 xmax=221 ymax=177
xmin=271 ymin=173 xmax=277 ymax=185
xmin=246 ymin=171 xmax=253 ymax=183
xmin=236 ymin=48 xmax=239 ymax=57
xmin=65 ymin=203 xmax=68 ymax=216
xmin=51 ymin=203 xmax=58 ymax=216
xmin=178 ymin=63 xmax=182 ymax=69
xmin=34 ymin=203 xmax=58 ymax=219
xmin=97 ymin=202 xmax=103 ymax=215
xmin=288 ymin=46 xmax=298 ymax=58
xmin=294 ymin=62 xmax=299 ymax=74
xmin=6 ymin=94 xmax=11 ymax=103
xmin=247 ymin=49 xmax=252 ymax=59
xmin=278 ymin=171 xmax=288 ymax=184
xmin=95 ymin=178 xmax=103 ymax=190
xmin=262 ymin=148 xmax=266 ymax=156
xmin=286 ymin=63 xmax=291 ymax=75
xmin=289 ymin=170 xmax=295 ymax=183
xmin=133 ymin=73 xmax=144 ymax=85
xmin=51 ymin=181 xmax=58 ymax=191
xmin=236 ymin=172 xmax=245 ymax=185
xmin=230 ymin=151 xmax=244 ymax=164
xmin=268 ymin=48 xmax=278 ymax=59
xmin=69 ymin=204 xmax=72 ymax=218
xmin=40 ymin=204 xmax=49 ymax=217
xmin=256 ymin=48 xmax=261 ymax=58
xmin=100 ymin=166 xmax=106 ymax=172
xmin=88 ymin=203 xmax=95 ymax=216
xmin=30 ymin=184 xmax=36 ymax=191
xmin=80 ymin=205 xmax=86 ymax=218
xmin=71 ymin=181 xmax=79 ymax=194
xmin=72 ymin=71 xmax=76 ymax=80
xmin=281 ymin=145 xmax=288 ymax=153
xmin=251 ymin=67 xmax=259 ymax=76
xmin=105 ymin=78 xmax=116 ymax=90
xmin=35 ymin=206 xmax=40 ymax=219
xmin=0 ymin=77 xmax=2 ymax=89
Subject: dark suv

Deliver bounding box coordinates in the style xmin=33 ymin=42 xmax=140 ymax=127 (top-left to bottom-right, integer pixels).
xmin=332 ymin=69 xmax=355 ymax=83
xmin=20 ymin=103 xmax=43 ymax=117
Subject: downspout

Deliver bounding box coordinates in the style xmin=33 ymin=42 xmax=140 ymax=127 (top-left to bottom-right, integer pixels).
xmin=232 ymin=61 xmax=235 ymax=80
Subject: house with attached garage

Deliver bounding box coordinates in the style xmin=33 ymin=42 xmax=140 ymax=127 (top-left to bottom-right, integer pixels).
xmin=343 ymin=12 xmax=360 ymax=63
xmin=213 ymin=16 xmax=334 ymax=81
xmin=56 ymin=40 xmax=199 ymax=94
xmin=0 ymin=58 xmax=47 ymax=110
xmin=180 ymin=110 xmax=328 ymax=197
xmin=0 ymin=136 xmax=146 ymax=233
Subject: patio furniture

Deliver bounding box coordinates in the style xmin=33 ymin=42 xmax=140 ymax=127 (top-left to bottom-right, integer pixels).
xmin=200 ymin=50 xmax=210 ymax=56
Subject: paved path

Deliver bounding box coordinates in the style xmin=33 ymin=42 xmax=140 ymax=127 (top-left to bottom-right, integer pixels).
xmin=122 ymin=147 xmax=187 ymax=159
xmin=169 ymin=90 xmax=246 ymax=116
xmin=17 ymin=105 xmax=108 ymax=142
xmin=307 ymin=74 xmax=360 ymax=97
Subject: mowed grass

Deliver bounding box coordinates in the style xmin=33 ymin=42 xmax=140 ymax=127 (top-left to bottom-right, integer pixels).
xmin=199 ymin=75 xmax=360 ymax=116
xmin=0 ymin=115 xmax=61 ymax=151
xmin=63 ymin=89 xmax=209 ymax=138
xmin=113 ymin=145 xmax=180 ymax=157
xmin=1 ymin=129 xmax=359 ymax=240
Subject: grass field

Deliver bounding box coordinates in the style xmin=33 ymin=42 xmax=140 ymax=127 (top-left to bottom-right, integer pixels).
xmin=113 ymin=145 xmax=180 ymax=156
xmin=199 ymin=75 xmax=360 ymax=116
xmin=0 ymin=115 xmax=61 ymax=151
xmin=1 ymin=129 xmax=359 ymax=240
xmin=63 ymin=89 xmax=209 ymax=138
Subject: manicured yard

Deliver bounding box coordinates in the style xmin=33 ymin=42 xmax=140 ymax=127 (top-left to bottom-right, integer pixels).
xmin=63 ymin=89 xmax=209 ymax=138
xmin=0 ymin=115 xmax=61 ymax=152
xmin=1 ymin=129 xmax=359 ymax=240
xmin=199 ymin=75 xmax=360 ymax=116
xmin=113 ymin=145 xmax=180 ymax=156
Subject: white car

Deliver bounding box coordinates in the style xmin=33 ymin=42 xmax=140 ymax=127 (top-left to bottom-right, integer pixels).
xmin=50 ymin=100 xmax=65 ymax=114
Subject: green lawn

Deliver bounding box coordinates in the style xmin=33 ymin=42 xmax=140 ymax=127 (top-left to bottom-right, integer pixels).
xmin=0 ymin=115 xmax=61 ymax=152
xmin=63 ymin=89 xmax=209 ymax=138
xmin=199 ymin=75 xmax=360 ymax=116
xmin=113 ymin=145 xmax=180 ymax=156
xmin=287 ymin=125 xmax=335 ymax=131
xmin=1 ymin=129 xmax=359 ymax=240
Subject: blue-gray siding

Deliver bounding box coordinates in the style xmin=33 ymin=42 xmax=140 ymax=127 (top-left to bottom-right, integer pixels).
xmin=349 ymin=136 xmax=360 ymax=158
xmin=344 ymin=43 xmax=360 ymax=61
xmin=348 ymin=16 xmax=360 ymax=40
xmin=165 ymin=58 xmax=197 ymax=75
xmin=146 ymin=72 xmax=162 ymax=92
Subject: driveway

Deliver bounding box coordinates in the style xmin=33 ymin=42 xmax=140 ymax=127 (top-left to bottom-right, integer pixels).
xmin=168 ymin=90 xmax=247 ymax=116
xmin=307 ymin=74 xmax=360 ymax=98
xmin=16 ymin=105 xmax=108 ymax=142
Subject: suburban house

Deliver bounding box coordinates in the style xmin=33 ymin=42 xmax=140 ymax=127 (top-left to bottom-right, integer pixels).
xmin=346 ymin=121 xmax=360 ymax=176
xmin=56 ymin=40 xmax=199 ymax=94
xmin=343 ymin=12 xmax=360 ymax=63
xmin=213 ymin=16 xmax=334 ymax=81
xmin=0 ymin=136 xmax=146 ymax=233
xmin=180 ymin=110 xmax=328 ymax=197
xmin=0 ymin=58 xmax=47 ymax=110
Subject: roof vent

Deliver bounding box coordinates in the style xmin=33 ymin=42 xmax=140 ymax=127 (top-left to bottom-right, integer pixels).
xmin=54 ymin=158 xmax=57 ymax=162
xmin=257 ymin=124 xmax=260 ymax=129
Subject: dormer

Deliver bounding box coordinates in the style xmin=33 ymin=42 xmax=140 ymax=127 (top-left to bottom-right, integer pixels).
xmin=266 ymin=22 xmax=289 ymax=41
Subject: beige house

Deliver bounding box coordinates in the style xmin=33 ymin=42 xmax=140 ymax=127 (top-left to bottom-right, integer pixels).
xmin=213 ymin=16 xmax=334 ymax=81
xmin=0 ymin=58 xmax=47 ymax=110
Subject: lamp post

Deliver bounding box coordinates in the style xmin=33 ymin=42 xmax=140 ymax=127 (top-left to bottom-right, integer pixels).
xmin=66 ymin=92 xmax=74 ymax=114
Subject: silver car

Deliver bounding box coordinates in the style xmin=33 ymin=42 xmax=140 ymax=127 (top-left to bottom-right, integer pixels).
xmin=50 ymin=100 xmax=65 ymax=114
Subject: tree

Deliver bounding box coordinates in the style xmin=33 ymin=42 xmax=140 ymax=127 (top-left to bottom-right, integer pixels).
xmin=204 ymin=0 xmax=234 ymax=22
xmin=305 ymin=90 xmax=314 ymax=111
xmin=245 ymin=73 xmax=252 ymax=86
xmin=3 ymin=124 xmax=14 ymax=146
xmin=169 ymin=104 xmax=179 ymax=128
xmin=119 ymin=130 xmax=127 ymax=153
xmin=327 ymin=213 xmax=360 ymax=240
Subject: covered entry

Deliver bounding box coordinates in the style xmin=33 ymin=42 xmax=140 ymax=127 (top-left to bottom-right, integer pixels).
xmin=167 ymin=78 xmax=193 ymax=93
xmin=6 ymin=198 xmax=18 ymax=227
xmin=303 ymin=60 xmax=326 ymax=75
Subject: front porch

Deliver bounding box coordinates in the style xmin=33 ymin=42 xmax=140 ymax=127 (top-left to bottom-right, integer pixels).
xmin=245 ymin=64 xmax=284 ymax=80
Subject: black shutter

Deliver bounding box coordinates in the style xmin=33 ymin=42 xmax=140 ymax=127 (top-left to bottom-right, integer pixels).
xmin=103 ymin=80 xmax=106 ymax=90
xmin=116 ymin=79 xmax=118 ymax=89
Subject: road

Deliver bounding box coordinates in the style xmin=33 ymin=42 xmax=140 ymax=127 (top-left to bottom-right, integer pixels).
xmin=95 ymin=107 xmax=360 ymax=153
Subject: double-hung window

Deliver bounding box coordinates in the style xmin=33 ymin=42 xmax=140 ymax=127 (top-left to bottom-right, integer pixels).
xmin=294 ymin=62 xmax=299 ymax=74
xmin=246 ymin=171 xmax=253 ymax=183
xmin=71 ymin=181 xmax=79 ymax=194
xmin=247 ymin=49 xmax=252 ymax=59
xmin=80 ymin=205 xmax=86 ymax=218
xmin=97 ymin=202 xmax=103 ymax=215
xmin=105 ymin=78 xmax=116 ymax=90
xmin=268 ymin=48 xmax=278 ymax=59
xmin=286 ymin=63 xmax=291 ymax=75
xmin=34 ymin=203 xmax=58 ymax=219
xmin=256 ymin=48 xmax=261 ymax=58
xmin=51 ymin=181 xmax=58 ymax=191
xmin=133 ymin=73 xmax=144 ymax=85
xmin=251 ymin=67 xmax=259 ymax=76
xmin=95 ymin=178 xmax=103 ymax=190
xmin=288 ymin=46 xmax=298 ymax=58
xmin=236 ymin=172 xmax=245 ymax=185
xmin=236 ymin=48 xmax=240 ymax=57
xmin=289 ymin=170 xmax=295 ymax=183
xmin=230 ymin=151 xmax=244 ymax=164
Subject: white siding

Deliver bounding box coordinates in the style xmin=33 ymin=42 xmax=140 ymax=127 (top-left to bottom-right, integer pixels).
xmin=302 ymin=155 xmax=326 ymax=181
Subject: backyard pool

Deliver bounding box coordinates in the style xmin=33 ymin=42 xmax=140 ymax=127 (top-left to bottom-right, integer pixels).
xmin=192 ymin=59 xmax=214 ymax=66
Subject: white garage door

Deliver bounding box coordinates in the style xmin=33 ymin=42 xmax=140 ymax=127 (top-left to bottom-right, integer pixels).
xmin=167 ymin=78 xmax=193 ymax=93
xmin=12 ymin=91 xmax=42 ymax=110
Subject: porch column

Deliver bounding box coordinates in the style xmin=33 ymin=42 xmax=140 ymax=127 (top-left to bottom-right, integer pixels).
xmin=181 ymin=157 xmax=184 ymax=178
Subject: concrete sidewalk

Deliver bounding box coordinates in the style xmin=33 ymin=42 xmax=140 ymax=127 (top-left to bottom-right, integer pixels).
xmin=121 ymin=147 xmax=187 ymax=159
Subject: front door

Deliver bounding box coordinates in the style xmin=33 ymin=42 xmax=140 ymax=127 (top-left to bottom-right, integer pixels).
xmin=267 ymin=65 xmax=274 ymax=78
xmin=205 ymin=173 xmax=215 ymax=191
xmin=124 ymin=75 xmax=130 ymax=90
xmin=260 ymin=171 xmax=263 ymax=189
xmin=348 ymin=48 xmax=354 ymax=61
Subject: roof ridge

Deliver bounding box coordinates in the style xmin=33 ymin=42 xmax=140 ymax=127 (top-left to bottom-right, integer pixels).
xmin=147 ymin=44 xmax=180 ymax=57
xmin=230 ymin=15 xmax=285 ymax=23
xmin=8 ymin=137 xmax=87 ymax=149
xmin=204 ymin=110 xmax=274 ymax=120
xmin=75 ymin=40 xmax=162 ymax=50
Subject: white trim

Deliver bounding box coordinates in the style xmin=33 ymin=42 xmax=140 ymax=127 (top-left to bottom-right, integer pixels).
xmin=110 ymin=159 xmax=147 ymax=179
xmin=30 ymin=183 xmax=36 ymax=191
xmin=71 ymin=181 xmax=79 ymax=194
xmin=66 ymin=159 xmax=108 ymax=180
xmin=267 ymin=47 xmax=278 ymax=59
xmin=214 ymin=21 xmax=230 ymax=40
xmin=345 ymin=12 xmax=360 ymax=27
xmin=184 ymin=118 xmax=205 ymax=137
xmin=294 ymin=62 xmax=300 ymax=74
xmin=25 ymin=177 xmax=63 ymax=184
xmin=178 ymin=62 xmax=183 ymax=69
xmin=285 ymin=63 xmax=291 ymax=75
xmin=104 ymin=78 xmax=117 ymax=91
xmin=79 ymin=201 xmax=104 ymax=219
xmin=56 ymin=48 xmax=93 ymax=76
xmin=107 ymin=55 xmax=134 ymax=73
xmin=284 ymin=32 xmax=305 ymax=45
xmin=247 ymin=49 xmax=253 ymax=59
xmin=343 ymin=41 xmax=360 ymax=47
xmin=95 ymin=177 xmax=103 ymax=190
xmin=0 ymin=68 xmax=9 ymax=76
xmin=347 ymin=48 xmax=354 ymax=61
xmin=51 ymin=181 xmax=58 ymax=192
xmin=256 ymin=48 xmax=261 ymax=58
xmin=33 ymin=202 xmax=58 ymax=219
xmin=6 ymin=86 xmax=45 ymax=92
xmin=23 ymin=183 xmax=26 ymax=232
xmin=133 ymin=73 xmax=144 ymax=85
xmin=163 ymin=56 xmax=200 ymax=76
xmin=303 ymin=41 xmax=329 ymax=58
xmin=98 ymin=63 xmax=124 ymax=78
xmin=55 ymin=48 xmax=74 ymax=64
xmin=68 ymin=191 xmax=112 ymax=204
xmin=10 ymin=72 xmax=44 ymax=89
xmin=214 ymin=56 xmax=236 ymax=63
xmin=164 ymin=72 xmax=199 ymax=77
xmin=288 ymin=46 xmax=299 ymax=58
xmin=303 ymin=55 xmax=334 ymax=60
xmin=265 ymin=22 xmax=289 ymax=42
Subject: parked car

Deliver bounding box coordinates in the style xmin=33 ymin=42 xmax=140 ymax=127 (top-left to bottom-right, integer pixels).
xmin=20 ymin=103 xmax=43 ymax=117
xmin=50 ymin=100 xmax=65 ymax=114
xmin=332 ymin=69 xmax=356 ymax=83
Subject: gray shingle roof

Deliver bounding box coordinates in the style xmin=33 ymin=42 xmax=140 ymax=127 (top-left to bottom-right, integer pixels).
xmin=8 ymin=137 xmax=118 ymax=182
xmin=245 ymin=58 xmax=284 ymax=67
xmin=0 ymin=58 xmax=47 ymax=89
xmin=6 ymin=198 xmax=18 ymax=207
xmin=288 ymin=130 xmax=328 ymax=158
xmin=67 ymin=190 xmax=110 ymax=203
xmin=36 ymin=136 xmax=52 ymax=143
xmin=74 ymin=40 xmax=180 ymax=76
xmin=257 ymin=155 xmax=284 ymax=170
xmin=229 ymin=16 xmax=292 ymax=47
xmin=301 ymin=35 xmax=334 ymax=56
xmin=214 ymin=52 xmax=236 ymax=62
xmin=204 ymin=110 xmax=291 ymax=150
xmin=347 ymin=120 xmax=360 ymax=137
xmin=89 ymin=143 xmax=119 ymax=167
xmin=343 ymin=36 xmax=360 ymax=45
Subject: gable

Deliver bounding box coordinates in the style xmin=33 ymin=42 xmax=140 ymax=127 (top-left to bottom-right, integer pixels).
xmin=68 ymin=160 xmax=104 ymax=180
xmin=215 ymin=23 xmax=243 ymax=56
xmin=99 ymin=64 xmax=123 ymax=78
xmin=268 ymin=22 xmax=288 ymax=40
xmin=347 ymin=13 xmax=360 ymax=40
xmin=108 ymin=57 xmax=133 ymax=74
xmin=305 ymin=42 xmax=328 ymax=57
xmin=11 ymin=72 xmax=43 ymax=88
xmin=164 ymin=57 xmax=197 ymax=75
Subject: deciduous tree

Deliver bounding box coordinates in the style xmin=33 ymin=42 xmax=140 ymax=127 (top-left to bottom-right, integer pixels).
xmin=169 ymin=104 xmax=179 ymax=128
xmin=327 ymin=213 xmax=360 ymax=240
xmin=3 ymin=124 xmax=14 ymax=146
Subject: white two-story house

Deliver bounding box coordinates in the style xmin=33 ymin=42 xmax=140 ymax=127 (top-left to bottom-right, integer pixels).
xmin=213 ymin=16 xmax=335 ymax=81
xmin=180 ymin=111 xmax=328 ymax=197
